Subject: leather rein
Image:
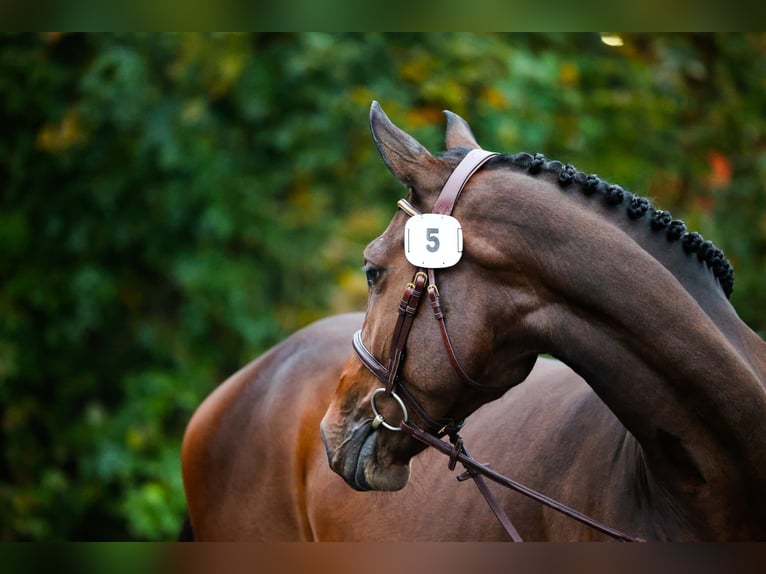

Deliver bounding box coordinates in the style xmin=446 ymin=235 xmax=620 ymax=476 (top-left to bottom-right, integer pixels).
xmin=352 ymin=149 xmax=644 ymax=543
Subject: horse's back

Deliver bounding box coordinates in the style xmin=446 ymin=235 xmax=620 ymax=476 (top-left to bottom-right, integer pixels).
xmin=182 ymin=313 xmax=363 ymax=541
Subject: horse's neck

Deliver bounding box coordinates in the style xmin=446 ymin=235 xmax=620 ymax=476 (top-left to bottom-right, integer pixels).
xmin=592 ymin=197 xmax=766 ymax=388
xmin=491 ymin=173 xmax=766 ymax=537
xmin=601 ymin=196 xmax=765 ymax=368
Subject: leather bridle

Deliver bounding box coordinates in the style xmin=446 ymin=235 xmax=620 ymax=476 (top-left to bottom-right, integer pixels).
xmin=351 ymin=149 xmax=644 ymax=543
xmin=352 ymin=149 xmax=504 ymax=437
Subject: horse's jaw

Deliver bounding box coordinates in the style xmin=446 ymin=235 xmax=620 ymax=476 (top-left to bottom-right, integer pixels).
xmin=320 ymin=418 xmax=410 ymax=492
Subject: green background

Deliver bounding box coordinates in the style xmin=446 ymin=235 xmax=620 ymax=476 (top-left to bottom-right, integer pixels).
xmin=1 ymin=33 xmax=764 ymax=540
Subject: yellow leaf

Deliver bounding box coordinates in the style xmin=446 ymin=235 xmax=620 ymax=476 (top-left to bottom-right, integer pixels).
xmin=36 ymin=108 xmax=86 ymax=153
xmin=481 ymin=87 xmax=508 ymax=110
xmin=559 ymin=62 xmax=580 ymax=86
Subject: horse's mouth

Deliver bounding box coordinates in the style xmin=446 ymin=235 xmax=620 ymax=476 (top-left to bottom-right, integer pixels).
xmin=351 ymin=425 xmax=378 ymax=491
xmin=320 ymin=419 xmax=409 ymax=492
xmin=320 ymin=418 xmax=376 ymax=491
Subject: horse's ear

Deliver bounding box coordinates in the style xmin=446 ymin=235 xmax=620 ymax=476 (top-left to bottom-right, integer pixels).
xmin=369 ymin=101 xmax=446 ymax=190
xmin=444 ymin=110 xmax=481 ymax=150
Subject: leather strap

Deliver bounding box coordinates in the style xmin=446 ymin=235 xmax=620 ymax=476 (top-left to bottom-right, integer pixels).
xmin=353 ymin=330 xmax=389 ymax=382
xmin=426 ymin=269 xmax=513 ymax=391
xmin=401 ymin=421 xmax=645 ymax=542
xmin=431 ymin=149 xmax=499 ymax=215
xmin=458 ymin=443 xmax=524 ymax=542
xmin=427 ymin=268 xmax=477 ymax=385
xmin=386 ymin=271 xmax=427 ymax=394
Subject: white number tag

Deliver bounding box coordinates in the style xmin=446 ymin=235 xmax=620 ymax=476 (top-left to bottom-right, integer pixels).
xmin=404 ymin=214 xmax=463 ymax=268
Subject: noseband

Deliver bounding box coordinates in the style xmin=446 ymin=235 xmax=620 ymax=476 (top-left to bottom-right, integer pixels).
xmin=352 ymin=148 xmax=501 ymax=436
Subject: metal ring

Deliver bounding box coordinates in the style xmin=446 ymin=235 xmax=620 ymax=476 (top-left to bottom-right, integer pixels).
xmin=370 ymin=388 xmax=409 ymax=432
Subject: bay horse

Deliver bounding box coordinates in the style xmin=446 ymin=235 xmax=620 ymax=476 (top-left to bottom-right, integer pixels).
xmin=319 ymin=102 xmax=766 ymax=540
xmin=182 ymin=312 xmax=593 ymax=540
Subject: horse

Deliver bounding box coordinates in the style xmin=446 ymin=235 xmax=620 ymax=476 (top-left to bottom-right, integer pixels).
xmin=181 ymin=312 xmax=598 ymax=540
xmin=319 ymin=101 xmax=766 ymax=541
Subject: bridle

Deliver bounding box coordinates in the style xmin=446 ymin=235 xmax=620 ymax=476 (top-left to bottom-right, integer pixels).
xmin=352 ymin=149 xmax=644 ymax=543
xmin=353 ymin=149 xmax=504 ymax=438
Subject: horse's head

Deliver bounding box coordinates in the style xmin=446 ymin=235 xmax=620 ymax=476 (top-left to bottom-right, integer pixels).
xmin=320 ymin=102 xmax=538 ymax=491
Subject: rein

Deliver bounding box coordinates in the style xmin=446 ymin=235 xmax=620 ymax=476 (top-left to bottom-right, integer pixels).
xmin=352 ymin=149 xmax=644 ymax=543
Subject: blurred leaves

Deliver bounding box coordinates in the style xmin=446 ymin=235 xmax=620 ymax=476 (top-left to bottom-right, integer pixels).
xmin=1 ymin=32 xmax=765 ymax=540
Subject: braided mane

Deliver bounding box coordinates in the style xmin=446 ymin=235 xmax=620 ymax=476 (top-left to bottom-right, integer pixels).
xmin=447 ymin=149 xmax=735 ymax=298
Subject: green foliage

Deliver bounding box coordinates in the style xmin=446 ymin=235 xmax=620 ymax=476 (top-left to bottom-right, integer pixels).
xmin=1 ymin=33 xmax=764 ymax=540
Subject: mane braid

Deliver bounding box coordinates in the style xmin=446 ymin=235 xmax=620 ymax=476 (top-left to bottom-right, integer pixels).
xmin=485 ymin=151 xmax=735 ymax=298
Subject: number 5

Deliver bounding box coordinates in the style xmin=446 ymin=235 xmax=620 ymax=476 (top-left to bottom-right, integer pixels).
xmin=426 ymin=228 xmax=440 ymax=252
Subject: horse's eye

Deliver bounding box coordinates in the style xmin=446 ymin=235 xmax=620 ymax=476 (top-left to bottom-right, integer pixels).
xmin=363 ymin=265 xmax=383 ymax=288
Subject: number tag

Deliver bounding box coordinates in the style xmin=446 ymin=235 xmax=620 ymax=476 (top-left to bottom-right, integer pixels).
xmin=404 ymin=214 xmax=463 ymax=268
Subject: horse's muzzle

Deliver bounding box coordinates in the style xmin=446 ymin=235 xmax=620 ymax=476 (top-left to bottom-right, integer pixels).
xmin=320 ymin=418 xmax=410 ymax=492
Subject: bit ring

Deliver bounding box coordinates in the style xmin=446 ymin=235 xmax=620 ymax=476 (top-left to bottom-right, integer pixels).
xmin=370 ymin=388 xmax=409 ymax=431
